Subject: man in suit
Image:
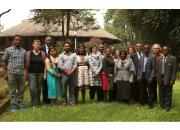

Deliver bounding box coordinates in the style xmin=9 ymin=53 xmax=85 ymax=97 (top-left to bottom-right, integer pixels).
xmin=151 ymin=43 xmax=162 ymax=103
xmin=41 ymin=36 xmax=53 ymax=104
xmin=157 ymin=46 xmax=177 ymax=112
xmin=131 ymin=43 xmax=143 ymax=103
xmin=137 ymin=44 xmax=156 ymax=108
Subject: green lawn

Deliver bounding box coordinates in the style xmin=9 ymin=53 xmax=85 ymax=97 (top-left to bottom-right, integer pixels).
xmin=0 ymin=81 xmax=180 ymax=121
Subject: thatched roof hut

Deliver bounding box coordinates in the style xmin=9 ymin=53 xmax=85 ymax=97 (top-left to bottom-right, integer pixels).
xmin=0 ymin=20 xmax=122 ymax=50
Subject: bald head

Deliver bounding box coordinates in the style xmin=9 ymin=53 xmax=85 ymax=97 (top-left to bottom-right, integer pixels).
xmin=45 ymin=36 xmax=52 ymax=46
xmin=110 ymin=46 xmax=116 ymax=56
xmin=135 ymin=43 xmax=142 ymax=52
xmin=162 ymin=46 xmax=169 ymax=56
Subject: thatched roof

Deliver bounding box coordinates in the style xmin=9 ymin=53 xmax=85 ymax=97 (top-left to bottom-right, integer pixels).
xmin=0 ymin=20 xmax=121 ymax=42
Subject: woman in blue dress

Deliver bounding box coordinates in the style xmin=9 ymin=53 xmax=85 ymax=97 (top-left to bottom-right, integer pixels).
xmin=45 ymin=47 xmax=62 ymax=105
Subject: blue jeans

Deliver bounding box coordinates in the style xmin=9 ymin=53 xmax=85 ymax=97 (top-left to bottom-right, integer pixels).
xmin=7 ymin=72 xmax=25 ymax=108
xmin=61 ymin=74 xmax=76 ymax=104
xmin=29 ymin=73 xmax=43 ymax=106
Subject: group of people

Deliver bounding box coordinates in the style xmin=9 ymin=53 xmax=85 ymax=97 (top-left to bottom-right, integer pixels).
xmin=3 ymin=35 xmax=177 ymax=113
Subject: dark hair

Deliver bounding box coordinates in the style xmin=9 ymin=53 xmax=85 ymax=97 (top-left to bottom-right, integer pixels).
xmin=47 ymin=47 xmax=57 ymax=63
xmin=63 ymin=41 xmax=71 ymax=47
xmin=120 ymin=50 xmax=127 ymax=57
xmin=76 ymin=44 xmax=86 ymax=55
xmin=13 ymin=35 xmax=22 ymax=40
xmin=89 ymin=45 xmax=97 ymax=53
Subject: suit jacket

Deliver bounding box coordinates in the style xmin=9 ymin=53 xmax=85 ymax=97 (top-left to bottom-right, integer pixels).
xmin=131 ymin=53 xmax=141 ymax=76
xmin=137 ymin=53 xmax=155 ymax=80
xmin=157 ymin=54 xmax=177 ymax=85
xmin=41 ymin=44 xmax=53 ymax=56
xmin=115 ymin=58 xmax=135 ymax=82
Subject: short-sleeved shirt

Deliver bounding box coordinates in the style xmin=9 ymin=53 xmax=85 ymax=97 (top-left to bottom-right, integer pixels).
xmin=3 ymin=46 xmax=26 ymax=74
xmin=58 ymin=52 xmax=77 ymax=71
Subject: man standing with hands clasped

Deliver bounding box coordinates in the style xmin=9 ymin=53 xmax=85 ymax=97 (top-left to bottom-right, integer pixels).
xmin=58 ymin=41 xmax=77 ymax=107
xmin=157 ymin=46 xmax=177 ymax=112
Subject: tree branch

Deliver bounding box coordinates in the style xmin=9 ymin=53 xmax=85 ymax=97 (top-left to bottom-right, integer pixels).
xmin=0 ymin=9 xmax=11 ymax=18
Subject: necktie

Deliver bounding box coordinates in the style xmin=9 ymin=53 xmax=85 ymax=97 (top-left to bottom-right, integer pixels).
xmin=161 ymin=57 xmax=166 ymax=75
xmin=138 ymin=52 xmax=141 ymax=60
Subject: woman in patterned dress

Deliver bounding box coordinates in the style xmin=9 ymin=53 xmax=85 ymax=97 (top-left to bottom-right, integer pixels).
xmin=88 ymin=46 xmax=102 ymax=103
xmin=76 ymin=44 xmax=89 ymax=103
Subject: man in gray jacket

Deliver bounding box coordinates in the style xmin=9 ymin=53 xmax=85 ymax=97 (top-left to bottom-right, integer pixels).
xmin=137 ymin=44 xmax=156 ymax=108
xmin=157 ymin=46 xmax=177 ymax=112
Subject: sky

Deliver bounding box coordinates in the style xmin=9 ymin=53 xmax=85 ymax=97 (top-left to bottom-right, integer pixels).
xmin=0 ymin=9 xmax=107 ymax=31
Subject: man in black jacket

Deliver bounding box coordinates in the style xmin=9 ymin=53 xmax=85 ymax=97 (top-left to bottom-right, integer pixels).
xmin=157 ymin=46 xmax=177 ymax=112
xmin=41 ymin=36 xmax=53 ymax=104
xmin=131 ymin=43 xmax=143 ymax=103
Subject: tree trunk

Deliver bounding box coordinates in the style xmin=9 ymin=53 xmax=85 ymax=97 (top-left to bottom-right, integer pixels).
xmin=66 ymin=9 xmax=71 ymax=39
xmin=0 ymin=9 xmax=11 ymax=18
xmin=62 ymin=10 xmax=65 ymax=41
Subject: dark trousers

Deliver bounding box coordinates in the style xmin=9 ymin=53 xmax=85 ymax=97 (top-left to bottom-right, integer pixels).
xmin=61 ymin=74 xmax=76 ymax=104
xmin=90 ymin=86 xmax=104 ymax=101
xmin=132 ymin=80 xmax=140 ymax=102
xmin=151 ymin=78 xmax=157 ymax=103
xmin=104 ymin=90 xmax=113 ymax=102
xmin=139 ymin=75 xmax=148 ymax=105
xmin=29 ymin=73 xmax=43 ymax=106
xmin=42 ymin=80 xmax=50 ymax=104
xmin=159 ymin=76 xmax=173 ymax=108
xmin=75 ymin=86 xmax=86 ymax=103
xmin=112 ymin=83 xmax=117 ymax=101
xmin=147 ymin=80 xmax=155 ymax=106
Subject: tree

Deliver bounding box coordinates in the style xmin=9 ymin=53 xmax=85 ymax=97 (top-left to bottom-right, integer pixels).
xmin=0 ymin=9 xmax=11 ymax=31
xmin=31 ymin=9 xmax=99 ymax=41
xmin=104 ymin=9 xmax=180 ymax=56
xmin=124 ymin=10 xmax=180 ymax=56
xmin=104 ymin=9 xmax=135 ymax=48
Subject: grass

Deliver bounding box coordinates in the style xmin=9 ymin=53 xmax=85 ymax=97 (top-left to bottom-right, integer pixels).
xmin=0 ymin=81 xmax=180 ymax=121
xmin=0 ymin=69 xmax=4 ymax=78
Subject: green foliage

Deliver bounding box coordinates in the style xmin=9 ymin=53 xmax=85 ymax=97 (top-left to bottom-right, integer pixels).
xmin=0 ymin=86 xmax=8 ymax=99
xmin=104 ymin=9 xmax=135 ymax=49
xmin=31 ymin=9 xmax=99 ymax=40
xmin=0 ymin=81 xmax=180 ymax=121
xmin=104 ymin=10 xmax=180 ymax=56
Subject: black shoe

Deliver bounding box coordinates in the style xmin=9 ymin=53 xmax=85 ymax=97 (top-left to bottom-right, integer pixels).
xmin=160 ymin=105 xmax=164 ymax=109
xmin=165 ymin=107 xmax=170 ymax=112
xmin=148 ymin=105 xmax=153 ymax=109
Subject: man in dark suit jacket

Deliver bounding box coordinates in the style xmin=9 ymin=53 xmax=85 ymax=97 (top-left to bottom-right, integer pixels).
xmin=41 ymin=36 xmax=53 ymax=104
xmin=131 ymin=43 xmax=143 ymax=103
xmin=137 ymin=45 xmax=156 ymax=108
xmin=157 ymin=46 xmax=177 ymax=112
